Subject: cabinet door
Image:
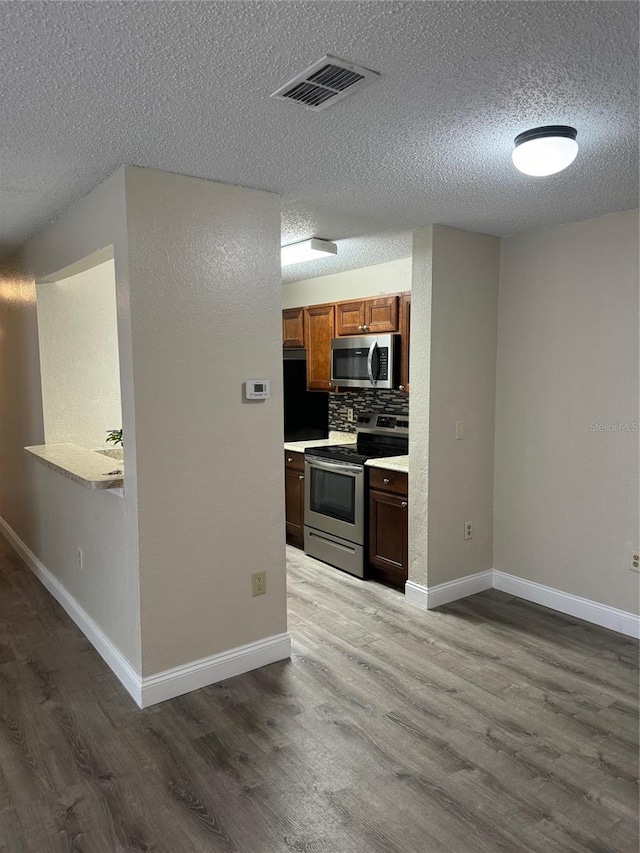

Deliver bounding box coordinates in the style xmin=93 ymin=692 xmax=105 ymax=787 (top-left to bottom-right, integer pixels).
xmin=304 ymin=304 xmax=335 ymax=391
xmin=336 ymin=301 xmax=367 ymax=336
xmin=368 ymin=488 xmax=408 ymax=590
xmin=364 ymin=296 xmax=399 ymax=333
xmin=283 ymin=308 xmax=305 ymax=348
xmin=285 ymin=466 xmax=305 ymax=548
xmin=399 ymin=293 xmax=411 ymax=393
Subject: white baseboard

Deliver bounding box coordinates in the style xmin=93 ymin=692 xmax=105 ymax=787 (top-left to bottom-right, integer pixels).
xmin=0 ymin=514 xmax=142 ymax=704
xmin=493 ymin=570 xmax=640 ymax=639
xmin=0 ymin=515 xmax=292 ymax=707
xmin=404 ymin=562 xmax=639 ymax=639
xmin=406 ymin=570 xmax=493 ymax=610
xmin=139 ymin=633 xmax=292 ymax=708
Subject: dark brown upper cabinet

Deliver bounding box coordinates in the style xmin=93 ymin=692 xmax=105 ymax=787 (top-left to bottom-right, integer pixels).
xmin=304 ymin=304 xmax=336 ymax=391
xmin=336 ymin=296 xmax=399 ymax=336
xmin=399 ymin=292 xmax=411 ymax=393
xmin=282 ymin=307 xmax=305 ymax=349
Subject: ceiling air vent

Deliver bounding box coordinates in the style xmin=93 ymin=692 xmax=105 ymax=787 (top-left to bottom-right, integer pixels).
xmin=271 ymin=55 xmax=380 ymax=111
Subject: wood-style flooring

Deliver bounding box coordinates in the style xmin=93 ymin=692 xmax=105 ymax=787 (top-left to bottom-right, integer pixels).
xmin=0 ymin=535 xmax=638 ymax=852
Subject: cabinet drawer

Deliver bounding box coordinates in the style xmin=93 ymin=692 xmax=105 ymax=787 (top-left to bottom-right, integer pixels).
xmin=368 ymin=467 xmax=408 ymax=496
xmin=284 ymin=450 xmax=304 ymax=472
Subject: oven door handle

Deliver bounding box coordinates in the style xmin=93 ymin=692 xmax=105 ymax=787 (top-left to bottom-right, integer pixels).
xmin=305 ymin=457 xmax=363 ymax=476
xmin=367 ymin=340 xmax=378 ymax=386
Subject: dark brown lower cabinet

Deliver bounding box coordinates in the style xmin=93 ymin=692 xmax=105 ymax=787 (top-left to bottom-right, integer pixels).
xmin=368 ymin=483 xmax=408 ymax=591
xmin=285 ymin=451 xmax=305 ymax=549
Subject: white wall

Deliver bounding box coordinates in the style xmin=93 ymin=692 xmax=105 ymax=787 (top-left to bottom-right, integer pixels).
xmin=494 ymin=209 xmax=639 ymax=613
xmin=282 ymin=257 xmax=411 ymax=308
xmin=0 ymin=170 xmax=142 ymax=671
xmin=0 ymin=165 xmax=288 ymax=686
xmin=427 ymin=227 xmax=500 ymax=586
xmin=36 ymin=259 xmax=122 ymax=449
xmin=409 ymin=226 xmax=500 ymax=589
xmin=123 ymin=167 xmax=286 ymax=676
xmin=408 ymin=227 xmax=432 ymax=587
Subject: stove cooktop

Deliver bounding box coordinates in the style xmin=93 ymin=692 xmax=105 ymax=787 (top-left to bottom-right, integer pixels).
xmin=306 ymin=442 xmax=406 ymax=466
xmin=305 ymin=411 xmax=408 ymax=465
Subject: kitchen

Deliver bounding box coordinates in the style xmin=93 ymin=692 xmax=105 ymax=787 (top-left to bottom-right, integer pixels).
xmin=282 ymin=252 xmax=412 ymax=592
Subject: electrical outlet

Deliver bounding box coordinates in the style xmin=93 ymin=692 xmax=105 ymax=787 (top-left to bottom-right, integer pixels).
xmin=464 ymin=521 xmax=473 ymax=540
xmin=455 ymin=421 xmax=464 ymax=440
xmin=630 ymin=549 xmax=640 ymax=573
xmin=347 ymin=408 xmax=354 ymax=422
xmin=77 ymin=548 xmax=84 ymax=570
xmin=251 ymin=571 xmax=267 ymax=596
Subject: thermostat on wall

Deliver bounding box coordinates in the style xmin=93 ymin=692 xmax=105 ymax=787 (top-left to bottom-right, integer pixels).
xmin=245 ymin=379 xmax=270 ymax=400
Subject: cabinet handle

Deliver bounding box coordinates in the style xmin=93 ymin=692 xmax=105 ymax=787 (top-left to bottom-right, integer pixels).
xmin=383 ymin=478 xmax=391 ymax=484
xmin=299 ymin=475 xmax=304 ymax=480
xmin=399 ymin=385 xmax=405 ymax=391
xmin=287 ymin=457 xmax=293 ymax=462
xmin=401 ymin=501 xmax=407 ymax=508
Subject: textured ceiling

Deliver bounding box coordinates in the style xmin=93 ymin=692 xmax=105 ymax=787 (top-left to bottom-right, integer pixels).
xmin=280 ymin=230 xmax=412 ymax=285
xmin=1 ymin=1 xmax=638 ymax=281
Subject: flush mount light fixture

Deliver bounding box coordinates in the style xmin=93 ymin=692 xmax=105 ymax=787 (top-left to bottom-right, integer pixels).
xmin=512 ymin=125 xmax=578 ymax=177
xmin=281 ymin=238 xmax=338 ymax=266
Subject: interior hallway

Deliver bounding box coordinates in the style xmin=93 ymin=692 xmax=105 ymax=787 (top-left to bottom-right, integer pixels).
xmin=0 ymin=536 xmax=637 ymax=852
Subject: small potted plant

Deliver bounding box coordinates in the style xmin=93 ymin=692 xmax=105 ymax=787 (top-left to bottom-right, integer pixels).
xmin=104 ymin=429 xmax=124 ymax=464
xmin=106 ymin=429 xmax=123 ymax=447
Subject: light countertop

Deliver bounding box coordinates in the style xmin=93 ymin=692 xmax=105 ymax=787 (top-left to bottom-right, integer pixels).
xmin=284 ymin=431 xmax=356 ymax=453
xmin=25 ymin=443 xmax=124 ymax=490
xmin=365 ymin=455 xmax=409 ymax=473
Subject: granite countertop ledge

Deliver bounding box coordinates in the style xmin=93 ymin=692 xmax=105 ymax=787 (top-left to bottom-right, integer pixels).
xmin=24 ymin=443 xmax=124 ymax=490
xmin=284 ymin=431 xmax=356 ymax=453
xmin=365 ymin=455 xmax=409 ymax=473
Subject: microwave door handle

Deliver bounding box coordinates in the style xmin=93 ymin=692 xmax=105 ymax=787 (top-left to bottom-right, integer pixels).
xmin=367 ymin=340 xmax=378 ymax=385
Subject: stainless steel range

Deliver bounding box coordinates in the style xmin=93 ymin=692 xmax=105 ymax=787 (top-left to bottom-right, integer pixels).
xmin=304 ymin=412 xmax=409 ymax=577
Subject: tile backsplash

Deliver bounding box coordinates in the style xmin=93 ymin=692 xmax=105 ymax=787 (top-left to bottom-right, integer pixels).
xmin=329 ymin=389 xmax=409 ymax=433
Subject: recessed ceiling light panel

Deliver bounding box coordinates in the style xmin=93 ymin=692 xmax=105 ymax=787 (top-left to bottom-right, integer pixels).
xmin=281 ymin=238 xmax=338 ymax=267
xmin=512 ymin=125 xmax=578 ymax=177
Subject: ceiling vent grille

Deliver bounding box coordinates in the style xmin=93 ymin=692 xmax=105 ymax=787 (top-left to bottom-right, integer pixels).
xmin=271 ymin=55 xmax=380 ymax=111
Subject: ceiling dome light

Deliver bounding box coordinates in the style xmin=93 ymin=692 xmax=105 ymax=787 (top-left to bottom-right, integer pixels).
xmin=512 ymin=125 xmax=578 ymax=177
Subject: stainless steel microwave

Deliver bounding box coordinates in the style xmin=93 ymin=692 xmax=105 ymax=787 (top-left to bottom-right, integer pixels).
xmin=330 ymin=333 xmax=398 ymax=389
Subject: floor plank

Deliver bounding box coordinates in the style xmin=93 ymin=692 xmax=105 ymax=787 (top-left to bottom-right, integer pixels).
xmin=0 ymin=536 xmax=637 ymax=852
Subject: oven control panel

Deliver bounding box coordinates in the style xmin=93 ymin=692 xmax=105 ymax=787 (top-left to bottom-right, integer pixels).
xmin=356 ymin=412 xmax=409 ymax=433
